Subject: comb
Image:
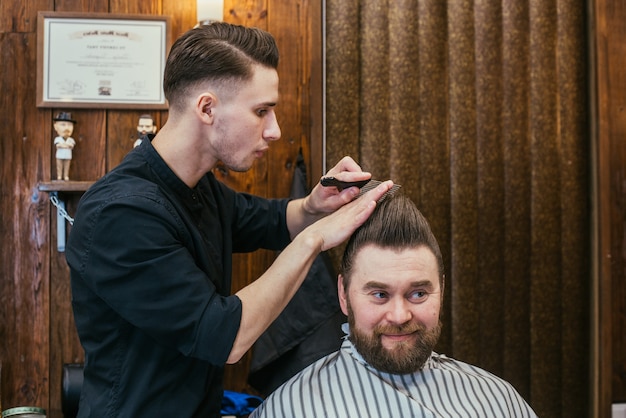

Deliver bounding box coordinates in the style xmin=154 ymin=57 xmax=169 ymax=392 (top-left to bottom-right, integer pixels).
xmin=320 ymin=177 xmax=402 ymax=202
xmin=320 ymin=177 xmax=370 ymax=190
xmin=358 ymin=180 xmax=402 ymax=202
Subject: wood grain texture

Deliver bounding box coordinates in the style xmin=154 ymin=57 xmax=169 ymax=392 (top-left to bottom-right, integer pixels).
xmin=0 ymin=0 xmax=321 ymax=412
xmin=0 ymin=0 xmax=49 ymax=33
xmin=594 ymin=0 xmax=626 ymax=413
xmin=0 ymin=32 xmax=51 ymax=410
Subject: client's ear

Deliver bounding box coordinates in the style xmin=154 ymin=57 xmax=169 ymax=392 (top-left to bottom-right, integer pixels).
xmin=338 ymin=275 xmax=349 ymax=316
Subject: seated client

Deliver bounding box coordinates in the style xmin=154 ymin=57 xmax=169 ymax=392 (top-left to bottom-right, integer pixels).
xmin=251 ymin=193 xmax=538 ymax=418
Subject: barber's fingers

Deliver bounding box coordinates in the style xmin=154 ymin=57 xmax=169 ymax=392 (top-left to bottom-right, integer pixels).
xmin=327 ymin=156 xmax=363 ymax=173
xmin=324 ymin=156 xmax=371 ymax=184
xmin=314 ymin=180 xmax=394 ymax=251
xmin=358 ymin=180 xmax=395 ymax=203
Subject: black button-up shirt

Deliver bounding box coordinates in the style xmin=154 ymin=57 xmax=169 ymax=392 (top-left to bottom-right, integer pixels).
xmin=66 ymin=141 xmax=290 ymax=417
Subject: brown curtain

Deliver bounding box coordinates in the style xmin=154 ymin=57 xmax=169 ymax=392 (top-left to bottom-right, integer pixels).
xmin=325 ymin=0 xmax=589 ymax=416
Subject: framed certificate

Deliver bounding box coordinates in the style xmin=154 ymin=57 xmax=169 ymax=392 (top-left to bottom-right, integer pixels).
xmin=37 ymin=12 xmax=171 ymax=109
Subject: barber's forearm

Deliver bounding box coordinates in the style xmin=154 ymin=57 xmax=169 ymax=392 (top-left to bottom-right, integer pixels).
xmin=285 ymin=197 xmax=323 ymax=240
xmin=228 ymin=231 xmax=322 ymax=363
xmin=228 ymin=181 xmax=392 ymax=363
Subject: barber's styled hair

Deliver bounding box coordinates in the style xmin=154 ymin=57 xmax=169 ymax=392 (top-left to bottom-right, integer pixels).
xmin=340 ymin=193 xmax=445 ymax=288
xmin=163 ymin=22 xmax=279 ymax=111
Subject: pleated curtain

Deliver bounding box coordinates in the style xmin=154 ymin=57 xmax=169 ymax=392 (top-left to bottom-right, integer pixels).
xmin=325 ymin=0 xmax=589 ymax=416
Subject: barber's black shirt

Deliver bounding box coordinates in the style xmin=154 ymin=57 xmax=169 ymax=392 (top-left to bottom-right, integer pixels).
xmin=66 ymin=140 xmax=290 ymax=417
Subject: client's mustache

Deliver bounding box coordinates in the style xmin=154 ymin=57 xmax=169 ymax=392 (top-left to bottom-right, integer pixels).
xmin=374 ymin=322 xmax=426 ymax=336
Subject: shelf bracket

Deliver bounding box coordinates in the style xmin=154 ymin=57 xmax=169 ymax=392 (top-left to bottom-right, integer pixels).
xmin=49 ymin=192 xmax=74 ymax=252
xmin=37 ymin=181 xmax=95 ymax=253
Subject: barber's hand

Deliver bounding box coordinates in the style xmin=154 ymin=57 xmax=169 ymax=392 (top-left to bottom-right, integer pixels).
xmin=303 ymin=156 xmax=372 ymax=215
xmin=304 ymin=179 xmax=394 ymax=251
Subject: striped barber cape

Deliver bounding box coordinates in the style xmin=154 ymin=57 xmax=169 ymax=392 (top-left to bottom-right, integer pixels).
xmin=250 ymin=337 xmax=538 ymax=418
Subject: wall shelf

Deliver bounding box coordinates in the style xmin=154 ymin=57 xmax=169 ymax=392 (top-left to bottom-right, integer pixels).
xmin=37 ymin=181 xmax=95 ymax=252
xmin=37 ymin=180 xmax=95 ymax=193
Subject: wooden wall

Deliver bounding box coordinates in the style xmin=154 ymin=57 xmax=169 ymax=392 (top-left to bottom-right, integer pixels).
xmin=593 ymin=0 xmax=626 ymax=415
xmin=0 ymin=0 xmax=321 ymax=415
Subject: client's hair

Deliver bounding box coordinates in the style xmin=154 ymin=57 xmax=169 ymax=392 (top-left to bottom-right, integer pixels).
xmin=340 ymin=193 xmax=444 ymax=289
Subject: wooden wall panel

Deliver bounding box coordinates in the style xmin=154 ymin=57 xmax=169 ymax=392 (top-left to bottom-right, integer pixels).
xmin=109 ymin=0 xmax=161 ymax=15
xmin=594 ymin=0 xmax=626 ymax=414
xmin=0 ymin=0 xmax=320 ymax=413
xmin=306 ymin=0 xmax=323 ymax=186
xmin=0 ymin=0 xmax=50 ymax=33
xmin=269 ymin=0 xmax=314 ymax=197
xmin=106 ymin=111 xmax=142 ymax=170
xmin=0 ymin=32 xmax=51 ymax=410
xmin=53 ymin=1 xmax=108 ymax=13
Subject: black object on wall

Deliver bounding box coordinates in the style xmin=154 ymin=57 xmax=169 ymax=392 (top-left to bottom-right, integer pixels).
xmin=247 ymin=150 xmax=346 ymax=396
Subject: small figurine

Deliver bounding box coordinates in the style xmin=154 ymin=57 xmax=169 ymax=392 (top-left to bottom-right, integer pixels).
xmin=133 ymin=114 xmax=158 ymax=148
xmin=53 ymin=112 xmax=76 ymax=181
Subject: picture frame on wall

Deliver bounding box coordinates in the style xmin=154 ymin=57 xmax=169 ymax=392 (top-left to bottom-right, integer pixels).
xmin=36 ymin=12 xmax=171 ymax=109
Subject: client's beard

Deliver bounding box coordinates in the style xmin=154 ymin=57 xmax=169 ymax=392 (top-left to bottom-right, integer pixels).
xmin=347 ymin=302 xmax=441 ymax=374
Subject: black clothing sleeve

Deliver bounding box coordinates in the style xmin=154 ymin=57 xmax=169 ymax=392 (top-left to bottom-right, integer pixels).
xmin=66 ymin=141 xmax=291 ymax=417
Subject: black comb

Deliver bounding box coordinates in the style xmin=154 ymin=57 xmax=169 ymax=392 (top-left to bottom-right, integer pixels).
xmin=357 ymin=180 xmax=402 ymax=202
xmin=320 ymin=177 xmax=402 ymax=202
xmin=320 ymin=177 xmax=370 ymax=190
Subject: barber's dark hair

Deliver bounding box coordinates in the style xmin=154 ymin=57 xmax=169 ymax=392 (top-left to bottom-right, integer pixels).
xmin=163 ymin=22 xmax=279 ymax=111
xmin=340 ymin=194 xmax=445 ymax=288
